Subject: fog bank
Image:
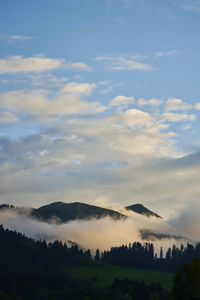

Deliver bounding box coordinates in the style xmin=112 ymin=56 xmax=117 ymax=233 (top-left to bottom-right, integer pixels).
xmin=0 ymin=206 xmax=197 ymax=254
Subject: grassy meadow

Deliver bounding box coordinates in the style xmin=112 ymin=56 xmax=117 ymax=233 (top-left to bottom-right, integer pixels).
xmin=69 ymin=264 xmax=174 ymax=291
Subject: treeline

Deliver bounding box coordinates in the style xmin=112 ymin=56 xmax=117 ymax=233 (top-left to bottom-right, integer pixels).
xmin=0 ymin=224 xmax=93 ymax=299
xmin=1 ymin=223 xmax=200 ymax=274
xmin=0 ymin=225 xmax=169 ymax=299
xmin=99 ymin=242 xmax=200 ymax=272
xmin=0 ymin=224 xmax=92 ymax=270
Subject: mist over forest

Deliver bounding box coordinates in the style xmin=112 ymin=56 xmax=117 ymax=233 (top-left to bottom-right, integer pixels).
xmin=0 ymin=201 xmax=197 ymax=254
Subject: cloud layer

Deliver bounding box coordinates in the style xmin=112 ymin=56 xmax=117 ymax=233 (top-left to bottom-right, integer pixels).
xmin=0 ymin=207 xmax=193 ymax=253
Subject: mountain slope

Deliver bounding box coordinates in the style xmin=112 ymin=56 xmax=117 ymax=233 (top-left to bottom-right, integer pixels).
xmin=126 ymin=204 xmax=162 ymax=218
xmin=31 ymin=201 xmax=127 ymax=223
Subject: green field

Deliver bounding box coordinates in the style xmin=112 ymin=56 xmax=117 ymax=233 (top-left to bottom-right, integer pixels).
xmin=69 ymin=264 xmax=174 ymax=291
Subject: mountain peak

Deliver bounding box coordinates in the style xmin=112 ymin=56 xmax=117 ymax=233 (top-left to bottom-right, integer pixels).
xmin=125 ymin=203 xmax=162 ymax=218
xmin=31 ymin=201 xmax=127 ymax=223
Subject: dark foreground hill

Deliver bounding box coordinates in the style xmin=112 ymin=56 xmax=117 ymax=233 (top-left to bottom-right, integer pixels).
xmin=126 ymin=203 xmax=162 ymax=218
xmin=31 ymin=201 xmax=127 ymax=223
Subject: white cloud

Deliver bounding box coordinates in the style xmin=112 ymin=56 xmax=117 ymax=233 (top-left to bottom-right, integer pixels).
xmin=62 ymin=82 xmax=96 ymax=95
xmin=0 ymin=56 xmax=91 ymax=73
xmin=0 ymin=88 xmax=105 ymax=119
xmin=137 ymin=98 xmax=162 ymax=107
xmin=65 ymin=62 xmax=92 ymax=71
xmin=94 ymin=55 xmax=152 ymax=71
xmin=0 ymin=56 xmax=63 ymax=73
xmin=163 ymin=112 xmax=196 ymax=122
xmin=124 ymin=109 xmax=153 ymax=129
xmin=111 ymin=95 xmax=135 ymax=106
xmin=155 ymin=50 xmax=179 ymax=57
xmin=165 ymin=98 xmax=192 ymax=111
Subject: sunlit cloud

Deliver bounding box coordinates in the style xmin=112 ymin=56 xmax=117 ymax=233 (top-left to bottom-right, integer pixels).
xmin=0 ymin=86 xmax=105 ymax=120
xmin=62 ymin=82 xmax=96 ymax=95
xmin=0 ymin=55 xmax=63 ymax=73
xmin=0 ymin=56 xmax=91 ymax=73
xmin=65 ymin=62 xmax=92 ymax=71
xmin=165 ymin=98 xmax=192 ymax=111
xmin=111 ymin=95 xmax=135 ymax=106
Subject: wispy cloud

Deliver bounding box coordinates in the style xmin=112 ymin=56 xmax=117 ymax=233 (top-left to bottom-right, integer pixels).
xmin=100 ymin=82 xmax=122 ymax=94
xmin=94 ymin=55 xmax=152 ymax=71
xmin=0 ymin=32 xmax=34 ymax=42
xmin=182 ymin=4 xmax=200 ymax=12
xmin=137 ymin=98 xmax=162 ymax=107
xmin=173 ymin=0 xmax=200 ymax=13
xmin=0 ymin=112 xmax=18 ymax=123
xmin=27 ymin=73 xmax=69 ymax=88
xmin=163 ymin=112 xmax=196 ymax=122
xmin=181 ymin=1 xmax=200 ymax=12
xmin=155 ymin=50 xmax=179 ymax=57
xmin=115 ymin=18 xmax=126 ymax=24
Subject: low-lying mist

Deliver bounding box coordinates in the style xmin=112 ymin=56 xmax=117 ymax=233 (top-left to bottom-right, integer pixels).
xmin=0 ymin=205 xmax=197 ymax=254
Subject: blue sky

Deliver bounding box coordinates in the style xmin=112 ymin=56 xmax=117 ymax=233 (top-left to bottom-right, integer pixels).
xmin=0 ymin=0 xmax=200 ymax=216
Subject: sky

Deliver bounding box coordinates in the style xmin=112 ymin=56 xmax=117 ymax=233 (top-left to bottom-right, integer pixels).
xmin=0 ymin=0 xmax=200 ymax=217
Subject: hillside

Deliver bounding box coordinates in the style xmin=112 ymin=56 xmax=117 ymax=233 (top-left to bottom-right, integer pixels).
xmin=126 ymin=203 xmax=162 ymax=218
xmin=31 ymin=201 xmax=127 ymax=223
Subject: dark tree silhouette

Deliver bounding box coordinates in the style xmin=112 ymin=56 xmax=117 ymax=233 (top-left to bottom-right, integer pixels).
xmin=172 ymin=258 xmax=200 ymax=300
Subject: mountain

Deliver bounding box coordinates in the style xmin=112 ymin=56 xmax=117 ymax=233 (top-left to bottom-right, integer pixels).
xmin=125 ymin=204 xmax=162 ymax=218
xmin=0 ymin=201 xmax=161 ymax=222
xmin=31 ymin=201 xmax=127 ymax=223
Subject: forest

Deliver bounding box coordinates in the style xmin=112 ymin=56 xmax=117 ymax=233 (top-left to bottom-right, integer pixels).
xmin=0 ymin=224 xmax=200 ymax=299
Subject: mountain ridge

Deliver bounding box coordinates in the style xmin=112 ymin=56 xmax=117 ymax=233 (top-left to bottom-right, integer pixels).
xmin=0 ymin=201 xmax=162 ymax=223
